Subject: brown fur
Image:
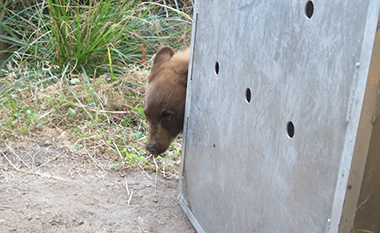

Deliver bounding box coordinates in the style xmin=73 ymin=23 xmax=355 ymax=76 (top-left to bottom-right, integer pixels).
xmin=144 ymin=46 xmax=190 ymax=156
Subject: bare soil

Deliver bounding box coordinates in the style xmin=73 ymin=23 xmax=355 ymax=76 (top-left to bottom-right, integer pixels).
xmin=0 ymin=142 xmax=195 ymax=233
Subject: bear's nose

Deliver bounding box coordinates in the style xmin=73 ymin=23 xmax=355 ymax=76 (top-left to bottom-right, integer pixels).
xmin=146 ymin=144 xmax=158 ymax=155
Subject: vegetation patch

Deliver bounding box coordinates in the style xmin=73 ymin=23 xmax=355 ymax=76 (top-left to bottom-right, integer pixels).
xmin=0 ymin=0 xmax=192 ymax=174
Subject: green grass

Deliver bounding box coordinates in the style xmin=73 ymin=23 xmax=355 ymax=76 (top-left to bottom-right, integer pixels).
xmin=0 ymin=0 xmax=192 ymax=74
xmin=0 ymin=0 xmax=192 ymax=173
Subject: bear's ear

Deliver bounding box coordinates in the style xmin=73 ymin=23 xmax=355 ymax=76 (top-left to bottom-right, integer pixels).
xmin=153 ymin=46 xmax=175 ymax=65
xmin=179 ymin=67 xmax=188 ymax=87
xmin=174 ymin=62 xmax=189 ymax=88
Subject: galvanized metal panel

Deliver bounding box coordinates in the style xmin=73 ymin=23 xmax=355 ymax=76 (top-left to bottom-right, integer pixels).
xmin=179 ymin=1 xmax=380 ymax=233
xmin=340 ymin=10 xmax=380 ymax=233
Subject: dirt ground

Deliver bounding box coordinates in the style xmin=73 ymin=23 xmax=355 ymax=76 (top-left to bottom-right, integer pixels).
xmin=0 ymin=141 xmax=195 ymax=233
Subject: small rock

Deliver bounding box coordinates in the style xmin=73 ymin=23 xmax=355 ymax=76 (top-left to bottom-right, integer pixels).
xmin=43 ymin=140 xmax=53 ymax=146
xmin=99 ymin=146 xmax=107 ymax=154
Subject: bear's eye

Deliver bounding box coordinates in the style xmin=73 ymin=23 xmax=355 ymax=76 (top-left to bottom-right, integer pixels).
xmin=162 ymin=112 xmax=172 ymax=122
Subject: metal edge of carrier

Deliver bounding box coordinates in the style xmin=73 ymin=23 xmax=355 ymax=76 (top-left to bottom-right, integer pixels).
xmin=178 ymin=0 xmax=205 ymax=232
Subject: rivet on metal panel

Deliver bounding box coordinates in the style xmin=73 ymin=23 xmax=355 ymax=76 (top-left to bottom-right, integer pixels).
xmin=287 ymin=121 xmax=295 ymax=138
xmin=305 ymin=1 xmax=314 ymax=19
xmin=355 ymin=62 xmax=361 ymax=69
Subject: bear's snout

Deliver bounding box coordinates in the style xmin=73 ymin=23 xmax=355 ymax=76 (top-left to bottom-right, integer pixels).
xmin=145 ymin=144 xmax=158 ymax=155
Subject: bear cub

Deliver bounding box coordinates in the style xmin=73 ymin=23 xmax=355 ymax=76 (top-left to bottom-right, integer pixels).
xmin=144 ymin=46 xmax=190 ymax=156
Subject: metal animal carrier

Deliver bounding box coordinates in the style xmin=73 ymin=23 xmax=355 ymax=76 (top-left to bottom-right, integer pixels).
xmin=179 ymin=0 xmax=380 ymax=232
